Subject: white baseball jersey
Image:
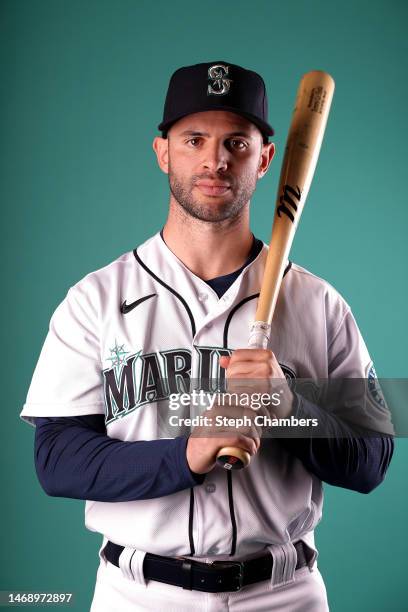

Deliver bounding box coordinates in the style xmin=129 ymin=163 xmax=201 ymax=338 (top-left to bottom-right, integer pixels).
xmin=20 ymin=231 xmax=379 ymax=559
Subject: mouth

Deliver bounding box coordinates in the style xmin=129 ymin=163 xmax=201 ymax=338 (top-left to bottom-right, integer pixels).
xmin=195 ymin=182 xmax=231 ymax=197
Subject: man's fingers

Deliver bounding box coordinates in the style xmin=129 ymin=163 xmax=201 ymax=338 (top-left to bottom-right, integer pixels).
xmin=226 ymin=362 xmax=276 ymax=378
xmin=220 ymin=350 xmax=277 ymax=369
xmin=228 ymin=349 xmax=275 ymax=362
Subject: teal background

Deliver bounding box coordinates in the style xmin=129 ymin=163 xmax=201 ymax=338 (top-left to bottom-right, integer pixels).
xmin=1 ymin=0 xmax=406 ymax=609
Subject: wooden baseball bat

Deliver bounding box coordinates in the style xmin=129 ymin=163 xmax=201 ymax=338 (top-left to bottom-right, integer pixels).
xmin=216 ymin=70 xmax=335 ymax=470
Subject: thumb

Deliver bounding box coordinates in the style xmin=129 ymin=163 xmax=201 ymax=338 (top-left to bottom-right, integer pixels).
xmin=219 ymin=355 xmax=231 ymax=369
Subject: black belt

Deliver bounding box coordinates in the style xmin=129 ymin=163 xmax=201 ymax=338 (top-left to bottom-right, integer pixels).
xmin=103 ymin=540 xmax=309 ymax=593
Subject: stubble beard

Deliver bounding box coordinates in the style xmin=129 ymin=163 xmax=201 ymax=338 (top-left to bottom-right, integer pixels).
xmin=168 ymin=163 xmax=259 ymax=224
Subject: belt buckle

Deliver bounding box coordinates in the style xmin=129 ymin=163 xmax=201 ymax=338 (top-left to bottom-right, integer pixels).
xmin=211 ymin=560 xmax=244 ymax=591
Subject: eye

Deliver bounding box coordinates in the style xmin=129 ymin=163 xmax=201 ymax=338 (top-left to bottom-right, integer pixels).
xmin=229 ymin=139 xmax=248 ymax=150
xmin=187 ymin=137 xmax=202 ymax=147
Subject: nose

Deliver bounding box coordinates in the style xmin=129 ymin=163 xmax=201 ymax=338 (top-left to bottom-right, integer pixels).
xmin=201 ymin=140 xmax=228 ymax=173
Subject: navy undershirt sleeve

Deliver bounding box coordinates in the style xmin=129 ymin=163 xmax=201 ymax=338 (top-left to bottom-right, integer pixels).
xmin=279 ymin=394 xmax=394 ymax=493
xmin=34 ymin=415 xmax=205 ymax=501
xmin=35 ymin=405 xmax=393 ymax=501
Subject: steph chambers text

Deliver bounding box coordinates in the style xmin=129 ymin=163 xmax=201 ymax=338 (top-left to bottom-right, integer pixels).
xmin=168 ymin=415 xmax=318 ymax=427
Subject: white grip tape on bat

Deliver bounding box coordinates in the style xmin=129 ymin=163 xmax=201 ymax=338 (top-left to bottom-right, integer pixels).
xmin=248 ymin=321 xmax=271 ymax=350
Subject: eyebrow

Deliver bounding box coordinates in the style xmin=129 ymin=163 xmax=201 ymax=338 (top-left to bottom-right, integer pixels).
xmin=178 ymin=130 xmax=254 ymax=139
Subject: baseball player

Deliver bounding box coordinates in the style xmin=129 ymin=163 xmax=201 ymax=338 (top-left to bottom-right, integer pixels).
xmin=20 ymin=62 xmax=394 ymax=611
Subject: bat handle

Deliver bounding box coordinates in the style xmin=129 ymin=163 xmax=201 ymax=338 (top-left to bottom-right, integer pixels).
xmin=216 ymin=321 xmax=270 ymax=470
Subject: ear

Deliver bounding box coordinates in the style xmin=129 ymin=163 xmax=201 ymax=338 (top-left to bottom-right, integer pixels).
xmin=153 ymin=137 xmax=169 ymax=174
xmin=257 ymin=142 xmax=275 ymax=179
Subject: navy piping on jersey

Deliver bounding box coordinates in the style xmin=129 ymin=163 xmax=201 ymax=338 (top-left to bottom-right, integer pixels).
xmin=188 ymin=489 xmax=195 ymax=555
xmin=222 ymin=292 xmax=259 ymax=556
xmin=223 ymin=294 xmax=259 ymax=349
xmin=221 ymin=260 xmax=292 ymax=554
xmin=133 ymin=248 xmax=197 ymax=337
xmin=227 ymin=471 xmax=238 ymax=556
xmin=222 ymin=262 xmax=292 ymax=348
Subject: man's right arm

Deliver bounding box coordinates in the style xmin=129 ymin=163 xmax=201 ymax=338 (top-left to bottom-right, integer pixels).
xmin=34 ymin=415 xmax=205 ymax=501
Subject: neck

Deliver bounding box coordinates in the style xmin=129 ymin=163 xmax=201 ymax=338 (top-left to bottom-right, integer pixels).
xmin=162 ymin=197 xmax=253 ymax=280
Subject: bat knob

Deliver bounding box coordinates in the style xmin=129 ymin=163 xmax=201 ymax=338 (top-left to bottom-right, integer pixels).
xmin=216 ymin=447 xmax=251 ymax=470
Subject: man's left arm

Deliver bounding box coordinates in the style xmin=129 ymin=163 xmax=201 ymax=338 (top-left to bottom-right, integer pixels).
xmin=278 ymin=394 xmax=394 ymax=493
xmin=220 ymin=335 xmax=395 ymax=493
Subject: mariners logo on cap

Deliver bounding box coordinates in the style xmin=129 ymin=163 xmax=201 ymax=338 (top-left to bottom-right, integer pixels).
xmin=207 ymin=64 xmax=232 ymax=96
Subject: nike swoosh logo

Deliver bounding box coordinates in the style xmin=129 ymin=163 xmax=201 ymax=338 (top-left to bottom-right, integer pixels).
xmin=120 ymin=293 xmax=157 ymax=314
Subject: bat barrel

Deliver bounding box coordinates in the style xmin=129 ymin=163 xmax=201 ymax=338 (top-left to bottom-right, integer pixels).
xmin=255 ymin=70 xmax=335 ymax=328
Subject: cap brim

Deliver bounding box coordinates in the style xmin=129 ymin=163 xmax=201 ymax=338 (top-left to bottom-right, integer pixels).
xmin=158 ymin=106 xmax=274 ymax=138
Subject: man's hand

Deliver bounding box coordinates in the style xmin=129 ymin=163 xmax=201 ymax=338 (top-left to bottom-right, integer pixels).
xmin=186 ymin=404 xmax=261 ymax=474
xmin=219 ymin=349 xmax=295 ymax=418
xmin=186 ymin=349 xmax=295 ymax=474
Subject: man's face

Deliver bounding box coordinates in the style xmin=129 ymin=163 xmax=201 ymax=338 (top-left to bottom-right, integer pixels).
xmin=154 ymin=111 xmax=274 ymax=223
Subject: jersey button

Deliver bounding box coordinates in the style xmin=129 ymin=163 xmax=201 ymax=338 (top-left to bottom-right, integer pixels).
xmin=205 ymin=483 xmax=216 ymax=493
xmin=198 ymin=293 xmax=208 ymax=302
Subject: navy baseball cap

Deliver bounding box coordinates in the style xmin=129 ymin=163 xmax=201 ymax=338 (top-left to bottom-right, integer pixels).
xmin=158 ymin=61 xmax=274 ymax=142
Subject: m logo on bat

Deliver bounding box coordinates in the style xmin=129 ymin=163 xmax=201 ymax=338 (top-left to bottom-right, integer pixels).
xmin=277 ymin=184 xmax=302 ymax=223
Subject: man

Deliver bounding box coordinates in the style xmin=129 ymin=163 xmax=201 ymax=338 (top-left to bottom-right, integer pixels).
xmin=20 ymin=62 xmax=393 ymax=611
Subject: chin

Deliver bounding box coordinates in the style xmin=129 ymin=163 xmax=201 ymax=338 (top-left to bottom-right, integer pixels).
xmin=194 ymin=206 xmax=240 ymax=223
